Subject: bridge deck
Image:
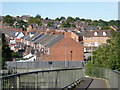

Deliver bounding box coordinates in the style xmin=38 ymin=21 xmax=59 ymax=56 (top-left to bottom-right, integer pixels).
xmin=75 ymin=77 xmax=108 ymax=89
xmin=88 ymin=78 xmax=108 ymax=88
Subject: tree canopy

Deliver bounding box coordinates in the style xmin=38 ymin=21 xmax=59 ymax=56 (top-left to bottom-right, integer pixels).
xmin=3 ymin=15 xmax=14 ymax=26
xmin=14 ymin=20 xmax=28 ymax=31
xmin=86 ymin=30 xmax=120 ymax=71
xmin=28 ymin=16 xmax=42 ymax=26
xmin=2 ymin=33 xmax=20 ymax=69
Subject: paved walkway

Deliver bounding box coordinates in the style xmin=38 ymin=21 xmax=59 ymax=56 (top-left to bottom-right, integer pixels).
xmin=88 ymin=78 xmax=108 ymax=88
xmin=75 ymin=77 xmax=108 ymax=89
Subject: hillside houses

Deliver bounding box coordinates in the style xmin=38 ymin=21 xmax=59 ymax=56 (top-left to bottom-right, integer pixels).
xmin=1 ymin=26 xmax=85 ymax=61
xmin=1 ymin=22 xmax=113 ymax=62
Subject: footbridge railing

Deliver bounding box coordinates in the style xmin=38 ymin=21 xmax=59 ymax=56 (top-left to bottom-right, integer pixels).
xmin=85 ymin=67 xmax=120 ymax=89
xmin=0 ymin=67 xmax=120 ymax=89
xmin=0 ymin=67 xmax=84 ymax=89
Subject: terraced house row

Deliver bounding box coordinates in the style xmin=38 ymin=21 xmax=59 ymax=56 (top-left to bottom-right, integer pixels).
xmin=1 ymin=25 xmax=112 ymax=62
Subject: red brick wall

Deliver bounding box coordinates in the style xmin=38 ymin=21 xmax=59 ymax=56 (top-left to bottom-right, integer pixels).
xmin=71 ymin=32 xmax=79 ymax=42
xmin=41 ymin=38 xmax=84 ymax=61
xmin=83 ymin=36 xmax=110 ymax=47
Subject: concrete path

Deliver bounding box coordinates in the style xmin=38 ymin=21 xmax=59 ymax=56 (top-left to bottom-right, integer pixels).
xmin=88 ymin=78 xmax=108 ymax=88
xmin=75 ymin=77 xmax=108 ymax=89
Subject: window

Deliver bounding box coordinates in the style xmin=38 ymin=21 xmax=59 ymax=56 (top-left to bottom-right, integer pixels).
xmin=94 ymin=32 xmax=98 ymax=36
xmin=103 ymin=32 xmax=107 ymax=36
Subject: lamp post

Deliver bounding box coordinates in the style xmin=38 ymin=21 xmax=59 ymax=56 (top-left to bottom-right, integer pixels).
xmin=70 ymin=51 xmax=73 ymax=61
xmin=64 ymin=43 xmax=67 ymax=67
xmin=69 ymin=51 xmax=73 ymax=67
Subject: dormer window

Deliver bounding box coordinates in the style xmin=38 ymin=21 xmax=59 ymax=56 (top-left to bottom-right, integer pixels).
xmin=103 ymin=31 xmax=107 ymax=36
xmin=94 ymin=32 xmax=98 ymax=36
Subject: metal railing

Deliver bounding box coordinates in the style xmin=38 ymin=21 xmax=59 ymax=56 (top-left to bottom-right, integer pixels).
xmin=1 ymin=67 xmax=120 ymax=89
xmin=85 ymin=67 xmax=120 ymax=89
xmin=1 ymin=67 xmax=84 ymax=89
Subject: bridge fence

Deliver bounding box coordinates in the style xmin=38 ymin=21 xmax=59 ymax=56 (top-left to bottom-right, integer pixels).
xmin=85 ymin=67 xmax=120 ymax=89
xmin=1 ymin=67 xmax=84 ymax=89
xmin=1 ymin=67 xmax=120 ymax=89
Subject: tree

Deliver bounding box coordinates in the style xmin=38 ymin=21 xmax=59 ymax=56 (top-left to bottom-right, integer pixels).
xmin=28 ymin=16 xmax=42 ymax=26
xmin=86 ymin=30 xmax=120 ymax=71
xmin=74 ymin=17 xmax=80 ymax=21
xmin=60 ymin=16 xmax=66 ymax=20
xmin=67 ymin=17 xmax=74 ymax=22
xmin=85 ymin=19 xmax=92 ymax=24
xmin=2 ymin=33 xmax=13 ymax=69
xmin=80 ymin=18 xmax=85 ymax=21
xmin=47 ymin=22 xmax=53 ymax=27
xmin=60 ymin=22 xmax=70 ymax=28
xmin=2 ymin=33 xmax=20 ymax=69
xmin=101 ymin=26 xmax=112 ymax=30
xmin=98 ymin=19 xmax=108 ymax=26
xmin=55 ymin=18 xmax=60 ymax=21
xmin=45 ymin=17 xmax=49 ymax=20
xmin=35 ymin=14 xmax=41 ymax=20
xmin=60 ymin=22 xmax=76 ymax=28
xmin=15 ymin=20 xmax=28 ymax=31
xmin=3 ymin=15 xmax=14 ymax=26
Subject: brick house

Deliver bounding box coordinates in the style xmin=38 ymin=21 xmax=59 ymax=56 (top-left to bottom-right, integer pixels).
xmin=83 ymin=30 xmax=111 ymax=48
xmin=40 ymin=32 xmax=84 ymax=61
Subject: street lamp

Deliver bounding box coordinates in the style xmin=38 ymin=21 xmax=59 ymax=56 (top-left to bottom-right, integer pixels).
xmin=69 ymin=51 xmax=73 ymax=67
xmin=70 ymin=51 xmax=73 ymax=61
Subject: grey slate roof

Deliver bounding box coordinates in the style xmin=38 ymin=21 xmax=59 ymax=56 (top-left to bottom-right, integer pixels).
xmin=37 ymin=34 xmax=50 ymax=44
xmin=21 ymin=34 xmax=30 ymax=40
xmin=27 ymin=33 xmax=40 ymax=41
xmin=41 ymin=35 xmax=56 ymax=45
xmin=45 ymin=34 xmax=64 ymax=47
xmin=34 ymin=34 xmax=50 ymax=44
xmin=1 ymin=29 xmax=17 ymax=37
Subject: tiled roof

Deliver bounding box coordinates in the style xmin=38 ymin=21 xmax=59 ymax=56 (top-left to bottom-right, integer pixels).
xmin=84 ymin=30 xmax=111 ymax=37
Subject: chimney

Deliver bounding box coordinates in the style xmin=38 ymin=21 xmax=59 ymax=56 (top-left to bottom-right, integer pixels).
xmin=64 ymin=31 xmax=71 ymax=38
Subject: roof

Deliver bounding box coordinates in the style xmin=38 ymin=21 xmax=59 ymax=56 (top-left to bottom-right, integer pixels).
xmin=21 ymin=34 xmax=30 ymax=40
xmin=26 ymin=33 xmax=40 ymax=41
xmin=1 ymin=28 xmax=17 ymax=37
xmin=85 ymin=25 xmax=98 ymax=30
xmin=84 ymin=30 xmax=111 ymax=37
xmin=41 ymin=34 xmax=56 ymax=45
xmin=72 ymin=31 xmax=81 ymax=36
xmin=32 ymin=33 xmax=44 ymax=42
xmin=34 ymin=34 xmax=50 ymax=44
xmin=45 ymin=34 xmax=64 ymax=47
xmin=37 ymin=34 xmax=50 ymax=44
